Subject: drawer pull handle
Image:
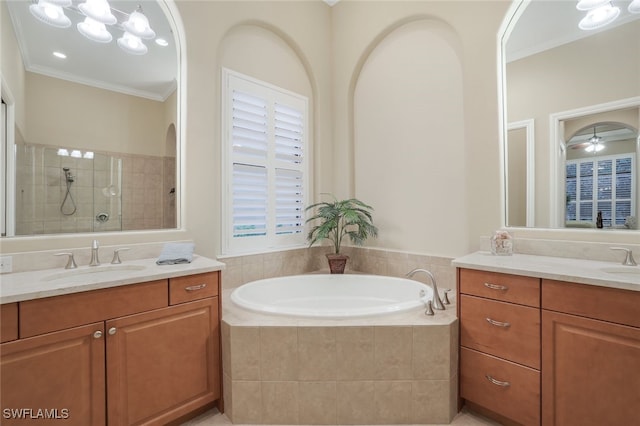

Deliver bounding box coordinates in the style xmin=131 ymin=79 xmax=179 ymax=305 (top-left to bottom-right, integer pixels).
xmin=93 ymin=331 xmax=103 ymax=339
xmin=185 ymin=283 xmax=207 ymax=292
xmin=486 ymin=317 xmax=511 ymax=328
xmin=484 ymin=282 xmax=508 ymax=291
xmin=485 ymin=374 xmax=511 ymax=387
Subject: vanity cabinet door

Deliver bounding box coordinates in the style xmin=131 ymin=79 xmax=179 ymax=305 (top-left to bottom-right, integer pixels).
xmin=106 ymin=297 xmax=220 ymax=426
xmin=542 ymin=310 xmax=640 ymax=426
xmin=0 ymin=322 xmax=106 ymax=426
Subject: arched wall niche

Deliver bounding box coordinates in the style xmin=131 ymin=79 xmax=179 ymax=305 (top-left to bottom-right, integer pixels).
xmin=352 ymin=18 xmax=467 ymax=256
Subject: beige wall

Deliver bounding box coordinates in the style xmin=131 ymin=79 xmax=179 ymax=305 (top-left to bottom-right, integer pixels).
xmin=1 ymin=0 xmax=26 ymax=135
xmin=25 ymin=73 xmax=169 ymax=157
xmin=507 ymin=127 xmax=527 ymax=227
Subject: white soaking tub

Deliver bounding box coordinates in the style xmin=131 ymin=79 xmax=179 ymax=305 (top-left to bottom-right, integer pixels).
xmin=230 ymin=273 xmax=433 ymax=318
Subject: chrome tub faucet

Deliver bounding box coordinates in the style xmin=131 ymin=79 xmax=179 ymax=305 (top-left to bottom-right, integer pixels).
xmin=406 ymin=268 xmax=446 ymax=311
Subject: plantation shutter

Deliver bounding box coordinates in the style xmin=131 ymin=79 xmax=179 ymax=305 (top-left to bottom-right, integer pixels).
xmin=224 ymin=69 xmax=308 ymax=253
xmin=274 ymin=102 xmax=304 ymax=236
xmin=231 ymin=90 xmax=268 ymax=238
xmin=565 ymin=154 xmax=635 ymax=226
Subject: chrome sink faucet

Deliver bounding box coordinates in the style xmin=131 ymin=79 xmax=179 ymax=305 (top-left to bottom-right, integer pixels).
xmin=89 ymin=239 xmax=100 ymax=266
xmin=610 ymin=247 xmax=637 ymax=266
xmin=406 ymin=268 xmax=446 ymax=311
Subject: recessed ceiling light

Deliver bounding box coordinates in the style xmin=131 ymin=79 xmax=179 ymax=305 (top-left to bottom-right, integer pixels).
xmin=155 ymin=38 xmax=169 ymax=47
xmin=53 ymin=51 xmax=67 ymax=59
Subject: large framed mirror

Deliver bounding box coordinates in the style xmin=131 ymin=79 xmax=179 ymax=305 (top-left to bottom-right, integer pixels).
xmin=502 ymin=0 xmax=640 ymax=231
xmin=1 ymin=0 xmax=180 ymax=237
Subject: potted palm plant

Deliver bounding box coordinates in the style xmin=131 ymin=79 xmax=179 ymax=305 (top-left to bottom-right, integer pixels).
xmin=305 ymin=195 xmax=378 ymax=273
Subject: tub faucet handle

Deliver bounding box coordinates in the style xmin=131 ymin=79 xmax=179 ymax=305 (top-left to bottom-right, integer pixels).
xmin=111 ymin=248 xmax=130 ymax=264
xmin=442 ymin=289 xmax=451 ymax=305
xmin=54 ymin=252 xmax=77 ymax=269
xmin=610 ymin=247 xmax=637 ymax=266
xmin=424 ymin=300 xmax=434 ymax=316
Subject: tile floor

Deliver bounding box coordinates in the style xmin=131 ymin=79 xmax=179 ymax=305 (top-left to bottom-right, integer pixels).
xmin=181 ymin=407 xmax=500 ymax=426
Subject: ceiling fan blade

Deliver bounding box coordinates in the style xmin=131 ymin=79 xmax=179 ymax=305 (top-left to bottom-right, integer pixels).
xmin=568 ymin=142 xmax=591 ymax=149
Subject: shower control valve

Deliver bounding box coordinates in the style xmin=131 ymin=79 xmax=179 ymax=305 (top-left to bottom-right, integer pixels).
xmin=111 ymin=248 xmax=130 ymax=264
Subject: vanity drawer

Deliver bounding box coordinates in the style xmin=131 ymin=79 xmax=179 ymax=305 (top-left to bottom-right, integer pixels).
xmin=169 ymin=272 xmax=219 ymax=305
xmin=1 ymin=303 xmax=19 ymax=343
xmin=20 ymin=280 xmax=168 ymax=338
xmin=460 ymin=294 xmax=540 ymax=369
xmin=461 ymin=347 xmax=540 ymax=426
xmin=542 ymin=279 xmax=640 ymax=328
xmin=459 ymin=268 xmax=540 ymax=307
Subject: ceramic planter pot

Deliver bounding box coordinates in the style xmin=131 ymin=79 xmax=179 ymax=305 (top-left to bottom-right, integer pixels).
xmin=326 ymin=253 xmax=349 ymax=274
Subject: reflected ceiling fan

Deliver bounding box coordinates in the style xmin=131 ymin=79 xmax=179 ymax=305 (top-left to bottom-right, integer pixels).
xmin=568 ymin=126 xmax=604 ymax=152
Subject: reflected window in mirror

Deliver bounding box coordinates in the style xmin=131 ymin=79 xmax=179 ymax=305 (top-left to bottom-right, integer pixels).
xmin=1 ymin=0 xmax=180 ymax=237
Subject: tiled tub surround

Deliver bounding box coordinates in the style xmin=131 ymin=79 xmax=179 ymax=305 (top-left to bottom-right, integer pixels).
xmin=219 ymin=246 xmax=457 ymax=291
xmin=222 ymin=293 xmax=459 ymax=425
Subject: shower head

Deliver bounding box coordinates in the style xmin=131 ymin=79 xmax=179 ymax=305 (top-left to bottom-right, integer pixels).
xmin=63 ymin=167 xmax=70 ymax=171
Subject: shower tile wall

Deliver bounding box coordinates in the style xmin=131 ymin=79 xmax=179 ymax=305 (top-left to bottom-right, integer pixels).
xmin=14 ymin=143 xmax=174 ymax=235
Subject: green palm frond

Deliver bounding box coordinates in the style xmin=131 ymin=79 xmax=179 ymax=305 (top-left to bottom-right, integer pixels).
xmin=305 ymin=194 xmax=378 ymax=254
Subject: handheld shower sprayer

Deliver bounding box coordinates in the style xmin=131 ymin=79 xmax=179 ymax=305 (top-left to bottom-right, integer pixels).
xmin=63 ymin=167 xmax=75 ymax=183
xmin=60 ymin=167 xmax=77 ymax=215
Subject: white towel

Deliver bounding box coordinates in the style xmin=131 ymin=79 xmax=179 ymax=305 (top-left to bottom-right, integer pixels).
xmin=156 ymin=242 xmax=195 ymax=265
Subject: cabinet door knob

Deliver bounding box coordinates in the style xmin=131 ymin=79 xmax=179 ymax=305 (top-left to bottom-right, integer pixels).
xmin=486 ymin=317 xmax=511 ymax=328
xmin=483 ymin=282 xmax=508 ymax=291
xmin=93 ymin=330 xmax=103 ymax=339
xmin=108 ymin=327 xmax=117 ymax=335
xmin=485 ymin=374 xmax=511 ymax=387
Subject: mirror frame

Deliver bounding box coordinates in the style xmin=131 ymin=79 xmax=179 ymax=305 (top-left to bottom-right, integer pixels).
xmin=1 ymin=0 xmax=186 ymax=244
xmin=498 ymin=0 xmax=640 ymax=241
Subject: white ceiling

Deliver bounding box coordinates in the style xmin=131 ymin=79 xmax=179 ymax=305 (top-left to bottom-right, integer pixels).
xmin=506 ymin=0 xmax=639 ymax=62
xmin=6 ymin=0 xmax=177 ymax=101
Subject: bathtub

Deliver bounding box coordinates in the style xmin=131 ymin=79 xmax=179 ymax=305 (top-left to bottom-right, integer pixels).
xmin=230 ymin=273 xmax=433 ymax=318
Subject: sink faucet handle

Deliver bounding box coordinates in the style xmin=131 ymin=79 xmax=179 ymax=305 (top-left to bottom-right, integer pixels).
xmin=610 ymin=247 xmax=637 ymax=266
xmin=54 ymin=252 xmax=77 ymax=269
xmin=111 ymin=248 xmax=130 ymax=264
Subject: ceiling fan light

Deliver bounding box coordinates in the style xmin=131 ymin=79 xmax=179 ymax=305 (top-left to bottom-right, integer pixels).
xmin=78 ymin=0 xmax=117 ymax=25
xmin=585 ymin=143 xmax=605 ymax=153
xmin=77 ymin=17 xmax=113 ymax=43
xmin=117 ymin=32 xmax=148 ymax=55
xmin=123 ymin=10 xmax=156 ymax=39
xmin=578 ymin=4 xmax=620 ymax=30
xmin=576 ymin=0 xmax=610 ymax=11
xmin=629 ymin=0 xmax=640 ymax=13
xmin=29 ymin=1 xmax=71 ymax=29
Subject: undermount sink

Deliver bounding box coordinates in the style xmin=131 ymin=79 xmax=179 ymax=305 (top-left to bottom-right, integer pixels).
xmin=599 ymin=267 xmax=640 ymax=275
xmin=42 ymin=264 xmax=147 ymax=282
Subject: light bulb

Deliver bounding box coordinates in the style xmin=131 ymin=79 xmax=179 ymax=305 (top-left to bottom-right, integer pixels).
xmin=579 ymin=3 xmax=620 ymax=30
xmin=29 ymin=0 xmax=71 ymax=28
xmin=78 ymin=0 xmax=116 ymax=25
xmin=117 ymin=32 xmax=148 ymax=55
xmin=123 ymin=9 xmax=155 ymax=39
xmin=77 ymin=16 xmax=112 ymax=43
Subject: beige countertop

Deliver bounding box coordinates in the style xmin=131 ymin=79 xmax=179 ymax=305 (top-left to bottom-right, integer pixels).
xmin=452 ymin=251 xmax=640 ymax=292
xmin=0 ymin=255 xmax=225 ymax=304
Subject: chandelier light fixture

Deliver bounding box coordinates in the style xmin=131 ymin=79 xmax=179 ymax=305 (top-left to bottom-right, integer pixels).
xmin=28 ymin=0 xmax=159 ymax=55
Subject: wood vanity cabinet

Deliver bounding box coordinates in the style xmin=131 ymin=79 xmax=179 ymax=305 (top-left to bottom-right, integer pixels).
xmin=0 ymin=271 xmax=221 ymax=426
xmin=541 ymin=279 xmax=640 ymax=426
xmin=458 ymin=268 xmax=541 ymax=426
